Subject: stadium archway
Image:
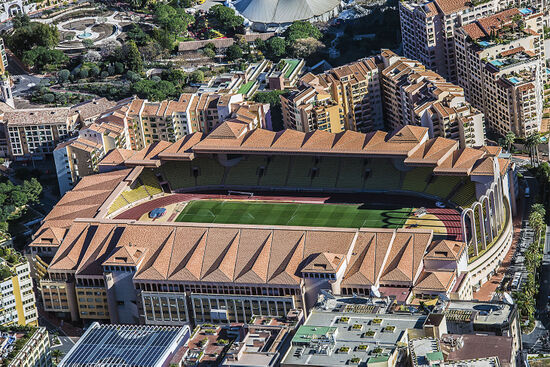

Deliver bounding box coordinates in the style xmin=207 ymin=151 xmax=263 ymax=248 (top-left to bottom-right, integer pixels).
xmin=461 ymin=175 xmax=506 ymax=259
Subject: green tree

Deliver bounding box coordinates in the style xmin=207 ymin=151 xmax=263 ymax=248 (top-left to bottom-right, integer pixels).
xmin=127 ymin=24 xmax=150 ymax=46
xmin=5 ymin=22 xmax=60 ymax=57
xmin=526 ymin=133 xmax=542 ymax=166
xmin=51 ymin=349 xmax=63 ymax=363
xmin=21 ymin=47 xmax=67 ymax=73
xmin=57 ymin=69 xmax=70 ymax=84
xmin=265 ymin=37 xmax=286 ymax=60
xmin=11 ymin=14 xmax=30 ymax=29
xmin=125 ymin=40 xmax=144 ymax=73
xmin=504 ymin=131 xmax=516 ymax=152
xmin=209 ymin=4 xmax=243 ymax=33
xmin=283 ymin=21 xmax=322 ymax=43
xmin=155 ymin=4 xmax=194 ymax=41
xmin=131 ymin=79 xmax=178 ymax=101
xmin=252 ymin=90 xmax=287 ymax=106
xmin=189 ymin=70 xmax=204 ymax=83
xmin=225 ymin=44 xmax=243 ymax=61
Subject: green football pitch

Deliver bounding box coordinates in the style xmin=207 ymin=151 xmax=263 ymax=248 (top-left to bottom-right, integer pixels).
xmin=175 ymin=200 xmax=413 ymax=228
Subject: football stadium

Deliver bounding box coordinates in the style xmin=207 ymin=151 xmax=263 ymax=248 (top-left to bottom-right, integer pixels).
xmin=33 ymin=123 xmax=515 ymax=326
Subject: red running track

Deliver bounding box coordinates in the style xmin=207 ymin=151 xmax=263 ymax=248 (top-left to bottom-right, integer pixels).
xmin=115 ymin=194 xmax=463 ymax=241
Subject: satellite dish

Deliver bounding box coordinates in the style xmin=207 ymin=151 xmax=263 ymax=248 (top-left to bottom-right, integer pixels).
xmin=371 ymin=285 xmax=381 ymax=298
xmin=503 ymin=292 xmax=514 ymax=305
xmin=439 ymin=294 xmax=450 ymax=302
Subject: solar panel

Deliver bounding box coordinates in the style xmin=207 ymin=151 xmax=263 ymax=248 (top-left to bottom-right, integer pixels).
xmin=59 ymin=323 xmax=189 ymax=367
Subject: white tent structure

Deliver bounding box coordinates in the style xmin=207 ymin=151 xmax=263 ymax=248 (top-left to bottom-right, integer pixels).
xmin=231 ymin=0 xmax=342 ymax=31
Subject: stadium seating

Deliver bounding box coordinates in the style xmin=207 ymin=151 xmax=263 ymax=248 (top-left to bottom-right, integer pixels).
xmin=139 ymin=169 xmax=163 ymax=196
xmin=225 ymin=156 xmax=267 ymax=186
xmin=402 ymin=167 xmax=432 ymax=192
xmin=286 ymin=157 xmax=315 ymax=188
xmin=337 ymin=158 xmax=366 ymax=189
xmin=364 ymin=159 xmax=400 ymax=191
xmin=424 ymin=176 xmax=462 ymax=198
xmin=194 ymin=158 xmax=225 ymax=186
xmin=451 ymin=179 xmax=477 ymax=208
xmin=311 ymin=157 xmax=340 ymax=189
xmin=259 ymin=156 xmax=290 ymax=187
xmin=161 ymin=161 xmax=196 ymax=190
xmin=108 ymin=195 xmax=130 ymax=214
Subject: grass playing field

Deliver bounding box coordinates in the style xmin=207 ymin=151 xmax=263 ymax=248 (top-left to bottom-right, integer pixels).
xmin=175 ymin=200 xmax=413 ymax=228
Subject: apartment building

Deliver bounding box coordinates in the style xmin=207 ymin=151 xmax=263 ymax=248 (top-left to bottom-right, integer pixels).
xmin=53 ymin=137 xmax=104 ymax=196
xmin=5 ymin=327 xmax=52 ymax=367
xmin=379 ymin=53 xmax=485 ymax=147
xmin=119 ymin=94 xmax=271 ymax=150
xmin=400 ymin=0 xmax=500 ymax=82
xmin=1 ymin=108 xmax=79 ymax=158
xmin=282 ymin=56 xmax=384 ymax=133
xmin=282 ymin=51 xmax=485 ymax=146
xmin=0 ymin=250 xmax=37 ymax=327
xmin=454 ymin=8 xmax=545 ymax=137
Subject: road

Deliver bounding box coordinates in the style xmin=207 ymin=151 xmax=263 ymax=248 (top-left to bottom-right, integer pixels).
xmin=38 ymin=315 xmax=76 ymax=356
xmin=6 ymin=54 xmax=43 ymax=97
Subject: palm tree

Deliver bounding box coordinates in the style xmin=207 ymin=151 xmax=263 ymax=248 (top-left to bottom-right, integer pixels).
xmin=504 ymin=131 xmax=516 ymax=152
xmin=51 ymin=349 xmax=63 ymax=364
xmin=526 ymin=133 xmax=542 ymax=166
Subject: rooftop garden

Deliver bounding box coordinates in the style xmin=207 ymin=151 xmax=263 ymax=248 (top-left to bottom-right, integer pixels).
xmin=0 ymin=326 xmax=37 ymax=367
xmin=362 ymin=330 xmax=376 ymax=338
xmin=382 ymin=326 xmax=396 ymax=333
xmin=371 ymin=318 xmax=382 ymax=325
xmin=338 ymin=346 xmax=350 ymax=354
xmin=339 ymin=316 xmax=350 ymax=323
xmin=351 ymin=324 xmax=363 ymax=331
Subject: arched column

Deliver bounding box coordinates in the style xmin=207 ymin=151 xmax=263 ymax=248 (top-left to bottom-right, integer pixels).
xmin=461 ymin=208 xmax=477 ymax=257
xmin=472 ymin=202 xmax=487 ymax=250
xmin=480 ymin=195 xmax=493 ymax=244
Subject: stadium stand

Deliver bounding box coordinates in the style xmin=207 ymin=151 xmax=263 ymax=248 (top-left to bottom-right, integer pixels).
xmin=286 ymin=156 xmax=314 ymax=188
xmin=402 ymin=167 xmax=432 ymax=192
xmin=364 ymin=159 xmax=400 ymax=191
xmin=139 ymin=169 xmax=163 ymax=196
xmin=259 ymin=156 xmax=290 ymax=187
xmin=225 ymin=155 xmax=266 ymax=186
xmin=161 ymin=161 xmax=195 ymax=190
xmin=425 ymin=176 xmax=462 ymax=198
xmin=451 ymin=179 xmax=477 ymax=208
xmin=194 ymin=158 xmax=225 ymax=186
xmin=336 ymin=158 xmax=366 ymax=189
xmin=108 ymin=195 xmax=130 ymax=214
xmin=311 ymin=157 xmax=340 ymax=189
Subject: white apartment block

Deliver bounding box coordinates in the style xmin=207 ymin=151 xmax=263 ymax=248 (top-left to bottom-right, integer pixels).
xmin=379 ymin=53 xmax=485 ymax=147
xmin=7 ymin=327 xmax=52 ymax=367
xmin=400 ymin=0 xmax=548 ymax=83
xmin=0 ymin=256 xmax=37 ymax=327
xmin=455 ymin=8 xmax=545 ymax=137
xmin=400 ymin=0 xmax=500 ymax=82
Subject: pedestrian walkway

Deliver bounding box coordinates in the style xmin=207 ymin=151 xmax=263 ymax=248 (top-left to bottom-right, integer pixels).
xmin=38 ymin=308 xmax=83 ymax=338
xmin=473 ymin=205 xmax=524 ymax=301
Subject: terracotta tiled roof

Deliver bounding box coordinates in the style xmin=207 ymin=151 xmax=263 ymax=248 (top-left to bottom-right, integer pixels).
xmin=433 ymin=148 xmax=486 ymax=175
xmin=302 ymin=252 xmax=345 ymax=274
xmin=425 ymin=240 xmax=465 ymax=261
xmin=40 ymin=169 xmax=132 ymax=230
xmin=404 ymin=137 xmax=458 ymax=166
xmin=100 ymin=149 xmax=135 ymax=166
xmin=47 ymin=220 xmax=436 ymax=287
xmin=414 ymin=270 xmax=456 ymax=292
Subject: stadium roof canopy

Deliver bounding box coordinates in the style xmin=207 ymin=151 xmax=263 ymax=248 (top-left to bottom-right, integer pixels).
xmin=59 ymin=323 xmax=189 ymax=367
xmin=233 ymin=0 xmax=341 ymax=24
